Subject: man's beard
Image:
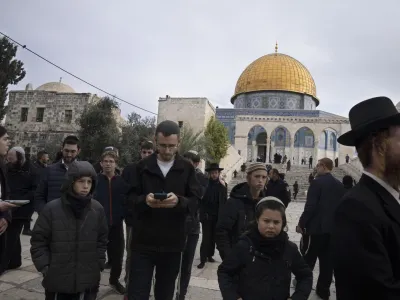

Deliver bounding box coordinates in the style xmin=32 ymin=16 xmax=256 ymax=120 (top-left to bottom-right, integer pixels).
xmin=383 ymin=149 xmax=400 ymax=190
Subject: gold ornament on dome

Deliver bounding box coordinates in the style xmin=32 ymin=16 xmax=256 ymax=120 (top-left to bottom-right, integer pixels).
xmin=232 ymin=52 xmax=318 ymax=105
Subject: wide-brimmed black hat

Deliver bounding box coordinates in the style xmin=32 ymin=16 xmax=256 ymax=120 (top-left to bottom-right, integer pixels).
xmin=205 ymin=163 xmax=224 ymax=172
xmin=337 ymin=96 xmax=400 ymax=146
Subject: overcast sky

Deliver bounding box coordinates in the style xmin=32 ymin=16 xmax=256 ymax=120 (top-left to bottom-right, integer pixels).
xmin=2 ymin=0 xmax=400 ymax=118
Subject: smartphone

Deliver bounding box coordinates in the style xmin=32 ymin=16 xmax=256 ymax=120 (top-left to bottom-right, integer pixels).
xmin=153 ymin=193 xmax=168 ymax=201
xmin=4 ymin=200 xmax=30 ymax=206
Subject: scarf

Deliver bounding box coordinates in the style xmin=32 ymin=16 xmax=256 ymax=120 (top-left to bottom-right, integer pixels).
xmin=247 ymin=227 xmax=288 ymax=258
xmin=64 ymin=190 xmax=92 ymax=219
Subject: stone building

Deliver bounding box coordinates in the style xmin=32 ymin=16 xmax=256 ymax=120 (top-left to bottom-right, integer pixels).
xmin=157 ymin=96 xmax=215 ymax=130
xmin=157 ymin=46 xmax=354 ymax=171
xmin=5 ymin=81 xmax=124 ymax=156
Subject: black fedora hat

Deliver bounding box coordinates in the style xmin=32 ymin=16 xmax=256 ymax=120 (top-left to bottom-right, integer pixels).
xmin=205 ymin=163 xmax=224 ymax=172
xmin=338 ymin=97 xmax=400 ymax=146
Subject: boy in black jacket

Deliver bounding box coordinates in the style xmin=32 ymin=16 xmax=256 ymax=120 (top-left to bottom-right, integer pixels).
xmin=95 ymin=151 xmax=129 ymax=294
xmin=31 ymin=161 xmax=108 ymax=300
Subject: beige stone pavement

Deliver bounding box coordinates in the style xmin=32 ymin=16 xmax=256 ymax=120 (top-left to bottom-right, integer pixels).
xmin=0 ymin=202 xmax=335 ymax=299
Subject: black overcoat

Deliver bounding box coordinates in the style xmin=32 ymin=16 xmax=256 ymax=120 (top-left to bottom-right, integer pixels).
xmin=332 ymin=174 xmax=400 ymax=299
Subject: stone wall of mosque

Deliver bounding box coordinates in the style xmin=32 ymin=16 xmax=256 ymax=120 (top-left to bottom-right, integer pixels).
xmin=5 ymin=90 xmax=101 ymax=155
xmin=233 ymin=117 xmax=353 ymax=165
xmin=157 ymin=96 xmax=216 ymax=134
xmin=233 ymin=91 xmax=317 ymax=110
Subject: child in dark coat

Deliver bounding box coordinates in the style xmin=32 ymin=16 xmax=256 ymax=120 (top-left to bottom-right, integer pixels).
xmin=31 ymin=161 xmax=108 ymax=300
xmin=218 ymin=196 xmax=312 ymax=300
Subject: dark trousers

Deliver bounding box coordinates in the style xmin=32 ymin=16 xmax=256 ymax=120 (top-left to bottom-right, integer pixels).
xmin=0 ymin=232 xmax=7 ymax=275
xmin=309 ymin=163 xmax=313 ymax=169
xmin=4 ymin=219 xmax=24 ymax=269
xmin=128 ymin=250 xmax=181 ymax=300
xmin=45 ymin=286 xmax=98 ymax=300
xmin=303 ymin=234 xmax=333 ymax=299
xmin=107 ymin=223 xmax=125 ymax=283
xmin=293 ymin=191 xmax=298 ymax=200
xmin=178 ymin=234 xmax=199 ymax=300
xmin=200 ymin=218 xmax=216 ymax=263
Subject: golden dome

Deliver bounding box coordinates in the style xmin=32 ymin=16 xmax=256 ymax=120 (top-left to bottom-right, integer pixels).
xmin=232 ymin=53 xmax=318 ymax=105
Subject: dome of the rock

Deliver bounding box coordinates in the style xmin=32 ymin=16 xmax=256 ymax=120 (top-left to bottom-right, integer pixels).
xmin=232 ymin=53 xmax=318 ymax=105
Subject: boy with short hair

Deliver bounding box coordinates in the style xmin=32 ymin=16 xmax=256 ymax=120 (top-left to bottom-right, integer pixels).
xmin=31 ymin=161 xmax=108 ymax=300
xmin=96 ymin=151 xmax=129 ymax=294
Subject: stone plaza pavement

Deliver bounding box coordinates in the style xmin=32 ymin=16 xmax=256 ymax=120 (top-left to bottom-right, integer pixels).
xmin=0 ymin=202 xmax=336 ymax=299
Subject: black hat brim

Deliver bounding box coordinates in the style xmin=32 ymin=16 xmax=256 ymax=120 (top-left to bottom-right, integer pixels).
xmin=338 ymin=113 xmax=400 ymax=146
xmin=205 ymin=168 xmax=224 ymax=172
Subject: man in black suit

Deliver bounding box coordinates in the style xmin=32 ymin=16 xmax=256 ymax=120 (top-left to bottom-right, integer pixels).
xmin=297 ymin=157 xmax=345 ymax=300
xmin=333 ymin=96 xmax=400 ymax=300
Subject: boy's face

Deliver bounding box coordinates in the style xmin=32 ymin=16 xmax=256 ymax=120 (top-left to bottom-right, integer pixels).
xmin=100 ymin=155 xmax=116 ymax=174
xmin=73 ymin=176 xmax=93 ymax=197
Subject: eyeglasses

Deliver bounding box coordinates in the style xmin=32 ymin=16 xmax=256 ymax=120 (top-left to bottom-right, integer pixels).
xmin=157 ymin=144 xmax=178 ymax=150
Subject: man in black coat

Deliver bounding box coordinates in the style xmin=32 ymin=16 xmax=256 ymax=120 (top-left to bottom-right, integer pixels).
xmin=34 ymin=136 xmax=80 ymax=213
xmin=266 ymin=168 xmax=291 ymax=207
xmin=333 ymin=97 xmax=400 ymax=300
xmin=297 ymin=157 xmax=345 ymax=300
xmin=197 ymin=163 xmax=227 ymax=270
xmin=121 ymin=140 xmax=154 ymax=289
xmin=127 ymin=121 xmax=201 ymax=300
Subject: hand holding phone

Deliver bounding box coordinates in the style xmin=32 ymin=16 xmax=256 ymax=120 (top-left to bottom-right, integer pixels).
xmin=153 ymin=193 xmax=168 ymax=201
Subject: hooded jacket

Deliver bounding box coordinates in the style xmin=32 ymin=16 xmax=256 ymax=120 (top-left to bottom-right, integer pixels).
xmin=218 ymin=228 xmax=312 ymax=300
xmin=215 ymin=182 xmax=266 ymax=259
xmin=30 ymin=161 xmax=108 ymax=294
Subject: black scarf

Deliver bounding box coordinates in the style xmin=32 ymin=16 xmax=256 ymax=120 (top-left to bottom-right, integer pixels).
xmin=247 ymin=227 xmax=288 ymax=258
xmin=64 ymin=190 xmax=92 ymax=219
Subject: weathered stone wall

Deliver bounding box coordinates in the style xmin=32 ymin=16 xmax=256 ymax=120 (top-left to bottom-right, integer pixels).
xmin=157 ymin=97 xmax=215 ymax=134
xmin=5 ymin=90 xmax=100 ymax=154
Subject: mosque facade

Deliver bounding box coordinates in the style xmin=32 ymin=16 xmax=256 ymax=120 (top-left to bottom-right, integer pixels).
xmin=6 ymin=81 xmax=125 ymax=156
xmin=158 ymin=47 xmax=354 ymax=166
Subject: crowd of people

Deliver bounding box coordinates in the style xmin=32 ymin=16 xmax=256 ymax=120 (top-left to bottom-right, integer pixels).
xmin=0 ymin=96 xmax=399 ymax=300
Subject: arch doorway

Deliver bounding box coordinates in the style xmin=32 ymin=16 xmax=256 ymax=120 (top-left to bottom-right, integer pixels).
xmin=270 ymin=126 xmax=290 ymax=163
xmin=319 ymin=129 xmax=338 ymax=161
xmin=247 ymin=125 xmax=268 ymax=162
xmin=293 ymin=127 xmax=315 ymax=165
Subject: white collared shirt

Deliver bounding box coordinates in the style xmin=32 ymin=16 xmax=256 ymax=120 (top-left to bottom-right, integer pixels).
xmin=363 ymin=170 xmax=400 ymax=205
xmin=61 ymin=159 xmax=68 ymax=170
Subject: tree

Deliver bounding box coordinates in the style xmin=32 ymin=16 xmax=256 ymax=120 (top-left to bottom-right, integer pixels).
xmin=178 ymin=126 xmax=208 ymax=158
xmin=78 ymin=97 xmax=120 ymax=161
xmin=119 ymin=112 xmax=156 ymax=166
xmin=204 ymin=116 xmax=230 ymax=163
xmin=0 ymin=37 xmax=26 ymax=120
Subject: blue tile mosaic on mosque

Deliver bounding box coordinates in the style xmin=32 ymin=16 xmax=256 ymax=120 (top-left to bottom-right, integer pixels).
xmin=216 ymin=108 xmax=339 ymax=150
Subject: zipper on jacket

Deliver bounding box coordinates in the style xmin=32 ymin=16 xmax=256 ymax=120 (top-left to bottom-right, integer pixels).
xmin=74 ymin=218 xmax=79 ymax=292
xmin=108 ymin=178 xmax=113 ymax=225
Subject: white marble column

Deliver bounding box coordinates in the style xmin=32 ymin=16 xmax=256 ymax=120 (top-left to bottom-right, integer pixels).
xmin=252 ymin=141 xmax=257 ymax=162
xmin=266 ymin=138 xmax=270 ymax=163
xmin=313 ymin=139 xmax=320 ymax=163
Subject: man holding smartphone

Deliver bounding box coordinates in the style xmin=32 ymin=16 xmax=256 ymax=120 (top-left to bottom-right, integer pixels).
xmin=127 ymin=120 xmax=201 ymax=300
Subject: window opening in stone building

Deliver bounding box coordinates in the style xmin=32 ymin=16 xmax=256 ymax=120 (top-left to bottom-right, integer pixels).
xmin=36 ymin=108 xmax=45 ymax=122
xmin=65 ymin=110 xmax=72 ymax=124
xmin=20 ymin=107 xmax=28 ymax=122
xmin=178 ymin=121 xmax=183 ymax=128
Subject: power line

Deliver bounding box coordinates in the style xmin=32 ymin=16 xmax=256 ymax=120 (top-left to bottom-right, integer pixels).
xmin=0 ymin=31 xmax=157 ymax=115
